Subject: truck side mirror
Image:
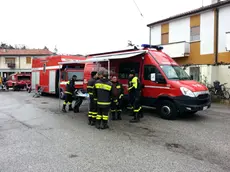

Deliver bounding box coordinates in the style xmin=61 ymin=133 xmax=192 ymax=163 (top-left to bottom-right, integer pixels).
xmin=190 ymin=75 xmax=193 ymax=80
xmin=156 ymin=73 xmax=166 ymax=84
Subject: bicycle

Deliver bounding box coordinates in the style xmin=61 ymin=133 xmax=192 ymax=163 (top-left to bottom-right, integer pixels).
xmin=209 ymin=82 xmax=230 ymax=100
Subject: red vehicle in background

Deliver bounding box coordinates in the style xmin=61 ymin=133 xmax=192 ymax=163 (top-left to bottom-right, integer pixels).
xmin=6 ymin=73 xmax=31 ymax=91
xmin=31 ymin=55 xmax=85 ymax=99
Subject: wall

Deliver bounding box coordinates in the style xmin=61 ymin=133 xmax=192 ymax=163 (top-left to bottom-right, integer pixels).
xmin=200 ymin=11 xmax=214 ymax=55
xmin=150 ymin=25 xmax=161 ymax=45
xmin=0 ymin=56 xmax=32 ymax=69
xmin=185 ymin=65 xmax=230 ymax=88
xmin=218 ymin=5 xmax=230 ymax=63
xmin=169 ymin=17 xmax=190 ymax=43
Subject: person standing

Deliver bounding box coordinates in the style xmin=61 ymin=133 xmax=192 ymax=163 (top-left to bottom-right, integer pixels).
xmin=62 ymin=75 xmax=77 ymax=113
xmin=87 ymin=71 xmax=98 ymax=125
xmin=94 ymin=70 xmax=113 ymax=129
xmin=111 ymin=76 xmax=124 ymax=120
xmin=128 ymin=70 xmax=143 ymax=123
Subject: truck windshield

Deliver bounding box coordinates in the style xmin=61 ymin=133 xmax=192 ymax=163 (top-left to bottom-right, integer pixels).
xmin=18 ymin=76 xmax=30 ymax=81
xmin=68 ymin=72 xmax=84 ymax=81
xmin=160 ymin=65 xmax=191 ymax=80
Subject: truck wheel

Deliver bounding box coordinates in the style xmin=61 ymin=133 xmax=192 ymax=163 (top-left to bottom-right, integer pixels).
xmin=158 ymin=100 xmax=178 ymax=120
xmin=60 ymin=90 xmax=65 ymax=100
xmin=13 ymin=86 xmax=17 ymax=91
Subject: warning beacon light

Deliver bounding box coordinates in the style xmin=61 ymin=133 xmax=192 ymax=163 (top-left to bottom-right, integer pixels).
xmin=141 ymin=44 xmax=163 ymax=51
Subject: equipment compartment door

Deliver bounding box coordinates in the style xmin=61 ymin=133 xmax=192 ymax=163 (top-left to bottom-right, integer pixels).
xmin=49 ymin=70 xmax=56 ymax=93
xmin=32 ymin=71 xmax=40 ymax=90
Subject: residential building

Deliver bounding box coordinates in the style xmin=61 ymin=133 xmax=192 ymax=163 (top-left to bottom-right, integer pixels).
xmin=147 ymin=0 xmax=230 ymax=87
xmin=0 ymin=49 xmax=53 ymax=78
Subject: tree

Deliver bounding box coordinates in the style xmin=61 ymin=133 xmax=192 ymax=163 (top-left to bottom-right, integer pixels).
xmin=43 ymin=46 xmax=49 ymax=50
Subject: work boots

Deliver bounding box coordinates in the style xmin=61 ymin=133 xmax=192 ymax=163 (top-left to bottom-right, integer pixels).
xmin=88 ymin=116 xmax=92 ymax=125
xmin=117 ymin=112 xmax=122 ymax=120
xmin=111 ymin=112 xmax=116 ymax=120
xmin=95 ymin=119 xmax=101 ymax=129
xmin=101 ymin=120 xmax=109 ymax=129
xmin=62 ymin=105 xmax=67 ymax=113
xmin=129 ymin=112 xmax=140 ymax=123
xmin=69 ymin=104 xmax=73 ymax=111
xmin=91 ymin=118 xmax=96 ymax=126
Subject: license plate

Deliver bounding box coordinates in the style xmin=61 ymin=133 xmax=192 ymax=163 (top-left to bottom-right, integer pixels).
xmin=203 ymin=106 xmax=208 ymax=110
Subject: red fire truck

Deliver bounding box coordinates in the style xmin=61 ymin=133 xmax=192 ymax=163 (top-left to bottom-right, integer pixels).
xmin=73 ymin=45 xmax=211 ymax=120
xmin=31 ymin=55 xmax=85 ymax=99
xmin=5 ymin=73 xmax=31 ymax=91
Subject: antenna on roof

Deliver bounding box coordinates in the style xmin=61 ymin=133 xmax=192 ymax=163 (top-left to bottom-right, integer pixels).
xmin=132 ymin=0 xmax=144 ymax=18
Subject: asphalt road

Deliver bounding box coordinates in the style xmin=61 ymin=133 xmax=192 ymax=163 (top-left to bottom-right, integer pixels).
xmin=0 ymin=91 xmax=230 ymax=172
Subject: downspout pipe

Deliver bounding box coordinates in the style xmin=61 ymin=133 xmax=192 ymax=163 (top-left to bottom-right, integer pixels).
xmin=215 ymin=7 xmax=219 ymax=64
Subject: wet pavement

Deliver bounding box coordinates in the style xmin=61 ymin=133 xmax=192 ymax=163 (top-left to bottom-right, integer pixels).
xmin=0 ymin=91 xmax=230 ymax=172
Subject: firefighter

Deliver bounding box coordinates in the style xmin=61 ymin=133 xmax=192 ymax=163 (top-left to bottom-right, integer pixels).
xmin=87 ymin=71 xmax=98 ymax=125
xmin=62 ymin=75 xmax=77 ymax=113
xmin=111 ymin=76 xmax=124 ymax=120
xmin=93 ymin=70 xmax=113 ymax=129
xmin=128 ymin=70 xmax=143 ymax=123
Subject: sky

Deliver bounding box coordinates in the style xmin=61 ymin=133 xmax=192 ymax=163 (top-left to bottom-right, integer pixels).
xmin=0 ymin=0 xmax=213 ymax=55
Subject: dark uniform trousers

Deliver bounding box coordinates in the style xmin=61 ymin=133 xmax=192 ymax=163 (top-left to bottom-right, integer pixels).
xmin=87 ymin=78 xmax=97 ymax=125
xmin=63 ymin=92 xmax=73 ymax=107
xmin=89 ymin=96 xmax=97 ymax=122
xmin=111 ymin=98 xmax=122 ymax=119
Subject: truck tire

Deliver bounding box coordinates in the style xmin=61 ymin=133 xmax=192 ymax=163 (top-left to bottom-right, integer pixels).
xmin=13 ymin=86 xmax=17 ymax=91
xmin=158 ymin=100 xmax=178 ymax=120
xmin=60 ymin=90 xmax=65 ymax=100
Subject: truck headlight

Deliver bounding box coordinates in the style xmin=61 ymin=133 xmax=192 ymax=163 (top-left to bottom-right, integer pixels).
xmin=180 ymin=87 xmax=195 ymax=97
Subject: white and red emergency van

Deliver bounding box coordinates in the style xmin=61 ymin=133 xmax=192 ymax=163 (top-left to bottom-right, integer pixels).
xmin=79 ymin=44 xmax=211 ymax=119
xmin=31 ymin=55 xmax=85 ymax=99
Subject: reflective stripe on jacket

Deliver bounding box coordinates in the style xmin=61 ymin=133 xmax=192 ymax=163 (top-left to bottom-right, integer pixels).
xmin=65 ymin=79 xmax=75 ymax=95
xmin=94 ymin=78 xmax=112 ymax=107
xmin=111 ymin=82 xmax=124 ymax=100
xmin=87 ymin=78 xmax=96 ymax=97
xmin=128 ymin=76 xmax=141 ymax=97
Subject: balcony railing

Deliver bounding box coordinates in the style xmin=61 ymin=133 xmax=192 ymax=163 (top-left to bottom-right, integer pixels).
xmin=226 ymin=32 xmax=230 ymax=51
xmin=162 ymin=41 xmax=190 ymax=58
xmin=7 ymin=63 xmax=16 ymax=68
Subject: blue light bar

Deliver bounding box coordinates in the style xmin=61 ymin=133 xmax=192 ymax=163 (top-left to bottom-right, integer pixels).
xmin=141 ymin=44 xmax=164 ymax=51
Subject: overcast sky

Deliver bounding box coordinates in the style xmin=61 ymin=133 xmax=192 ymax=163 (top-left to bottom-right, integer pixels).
xmin=0 ymin=0 xmax=212 ymax=55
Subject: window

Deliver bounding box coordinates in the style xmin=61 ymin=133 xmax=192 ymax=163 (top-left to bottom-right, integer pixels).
xmin=190 ymin=26 xmax=200 ymax=41
xmin=144 ymin=65 xmax=158 ymax=80
xmin=160 ymin=65 xmax=191 ymax=80
xmin=189 ymin=67 xmax=200 ymax=81
xmin=161 ymin=33 xmax=169 ymax=45
xmin=18 ymin=76 xmax=30 ymax=81
xmin=26 ymin=57 xmax=31 ymax=64
xmin=68 ymin=72 xmax=84 ymax=81
xmin=118 ymin=62 xmax=140 ymax=79
xmin=5 ymin=58 xmax=15 ymax=64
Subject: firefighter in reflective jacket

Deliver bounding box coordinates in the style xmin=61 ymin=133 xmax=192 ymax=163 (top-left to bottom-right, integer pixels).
xmin=87 ymin=71 xmax=98 ymax=125
xmin=128 ymin=70 xmax=143 ymax=122
xmin=93 ymin=70 xmax=113 ymax=129
xmin=62 ymin=75 xmax=77 ymax=112
xmin=111 ymin=76 xmax=124 ymax=120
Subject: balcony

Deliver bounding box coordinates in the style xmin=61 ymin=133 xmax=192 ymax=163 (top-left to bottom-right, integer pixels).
xmin=161 ymin=41 xmax=190 ymax=58
xmin=226 ymin=32 xmax=230 ymax=51
xmin=7 ymin=63 xmax=16 ymax=68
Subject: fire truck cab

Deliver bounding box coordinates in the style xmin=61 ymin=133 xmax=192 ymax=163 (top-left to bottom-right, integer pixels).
xmin=80 ymin=44 xmax=211 ymax=120
xmin=31 ymin=55 xmax=85 ymax=99
xmin=6 ymin=72 xmax=31 ymax=91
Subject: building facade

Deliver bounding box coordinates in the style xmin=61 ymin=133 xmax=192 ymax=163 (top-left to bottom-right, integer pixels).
xmin=147 ymin=0 xmax=230 ymax=87
xmin=0 ymin=49 xmax=53 ymax=78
